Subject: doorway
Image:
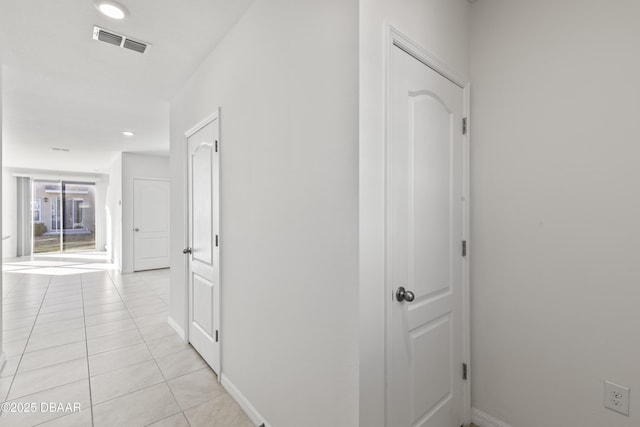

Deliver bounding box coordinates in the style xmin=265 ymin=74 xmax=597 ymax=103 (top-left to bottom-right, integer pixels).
xmin=32 ymin=180 xmax=96 ymax=253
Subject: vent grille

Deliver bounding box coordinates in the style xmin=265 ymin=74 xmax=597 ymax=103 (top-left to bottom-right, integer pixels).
xmin=123 ymin=38 xmax=147 ymax=54
xmin=97 ymin=29 xmax=123 ymax=46
xmin=92 ymin=26 xmax=150 ymax=54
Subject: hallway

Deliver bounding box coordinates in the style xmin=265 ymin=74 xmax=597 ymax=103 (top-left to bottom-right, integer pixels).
xmin=0 ymin=254 xmax=251 ymax=426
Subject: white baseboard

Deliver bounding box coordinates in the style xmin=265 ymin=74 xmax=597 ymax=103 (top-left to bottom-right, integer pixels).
xmin=472 ymin=408 xmax=513 ymax=427
xmin=221 ymin=374 xmax=270 ymax=427
xmin=167 ymin=316 xmax=186 ymax=341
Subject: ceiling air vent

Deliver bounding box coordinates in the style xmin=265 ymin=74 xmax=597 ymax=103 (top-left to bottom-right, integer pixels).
xmin=96 ymin=28 xmax=122 ymax=46
xmin=92 ymin=26 xmax=150 ymax=54
xmin=123 ymin=38 xmax=146 ymax=54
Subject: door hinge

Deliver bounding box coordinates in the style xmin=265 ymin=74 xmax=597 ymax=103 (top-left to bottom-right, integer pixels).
xmin=215 ymin=330 xmax=219 ymax=342
xmin=462 ymin=117 xmax=468 ymax=135
xmin=215 ymin=140 xmax=218 ymax=152
xmin=215 ymin=235 xmax=219 ymax=247
xmin=463 ymin=363 xmax=468 ymax=380
xmin=462 ymin=240 xmax=467 ymax=257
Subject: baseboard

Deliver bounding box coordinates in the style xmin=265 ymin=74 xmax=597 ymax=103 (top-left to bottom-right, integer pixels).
xmin=472 ymin=408 xmax=513 ymax=427
xmin=167 ymin=316 xmax=186 ymax=341
xmin=221 ymin=374 xmax=270 ymax=427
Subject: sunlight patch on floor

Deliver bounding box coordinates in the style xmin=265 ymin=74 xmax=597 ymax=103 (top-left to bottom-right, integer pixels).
xmin=3 ymin=251 xmax=115 ymax=275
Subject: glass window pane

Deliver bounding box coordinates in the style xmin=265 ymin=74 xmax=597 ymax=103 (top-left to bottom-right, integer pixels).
xmin=62 ymin=182 xmax=96 ymax=252
xmin=32 ymin=181 xmax=61 ymax=253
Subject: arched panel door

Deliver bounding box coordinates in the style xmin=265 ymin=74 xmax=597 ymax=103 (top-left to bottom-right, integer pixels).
xmin=389 ymin=46 xmax=464 ymax=427
xmin=186 ymin=115 xmax=220 ymax=374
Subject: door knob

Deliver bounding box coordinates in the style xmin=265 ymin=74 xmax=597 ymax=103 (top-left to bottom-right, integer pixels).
xmin=396 ymin=286 xmax=415 ymax=303
xmin=134 ymin=228 xmax=140 ymax=232
xmin=183 ymin=247 xmax=192 ymax=254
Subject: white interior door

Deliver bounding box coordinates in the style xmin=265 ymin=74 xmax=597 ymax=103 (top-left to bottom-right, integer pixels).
xmin=388 ymin=45 xmax=465 ymax=427
xmin=133 ymin=179 xmax=170 ymax=271
xmin=186 ymin=115 xmax=220 ymax=374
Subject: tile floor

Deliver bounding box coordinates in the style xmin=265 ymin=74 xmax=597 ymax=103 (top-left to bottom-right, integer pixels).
xmin=0 ymin=253 xmax=253 ymax=427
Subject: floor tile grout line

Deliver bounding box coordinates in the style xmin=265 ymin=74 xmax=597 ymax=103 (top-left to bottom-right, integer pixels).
xmin=81 ymin=326 xmax=187 ymax=373
xmin=4 ymin=373 xmax=88 ymax=404
xmin=2 ymin=274 xmax=54 ymax=404
xmin=84 ymin=339 xmax=148 ymax=360
xmin=89 ymin=357 xmax=159 ymax=379
xmin=25 ymin=327 xmax=86 ymax=344
xmin=85 ymin=324 xmax=140 ymax=340
xmin=180 ymin=391 xmax=229 ymax=415
xmin=22 ymin=316 xmax=85 ymax=333
xmin=30 ymin=410 xmax=83 ymax=427
xmin=8 ymin=355 xmax=87 ymax=379
xmin=142 ymin=411 xmax=189 ymax=427
xmin=79 ymin=273 xmax=96 ymax=427
xmin=90 ymin=381 xmax=182 ymax=416
xmin=89 ymin=362 xmax=167 ymax=407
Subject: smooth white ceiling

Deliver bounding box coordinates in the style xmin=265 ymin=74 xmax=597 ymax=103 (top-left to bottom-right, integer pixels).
xmin=0 ymin=0 xmax=254 ymax=172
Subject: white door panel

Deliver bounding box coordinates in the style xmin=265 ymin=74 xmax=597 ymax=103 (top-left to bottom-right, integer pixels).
xmin=192 ymin=144 xmax=213 ymax=266
xmin=193 ymin=273 xmax=214 ymax=336
xmin=187 ymin=116 xmax=220 ymax=374
xmin=140 ymin=238 xmax=169 ymax=258
xmin=389 ymin=46 xmax=464 ymax=427
xmin=134 ymin=179 xmax=170 ymax=271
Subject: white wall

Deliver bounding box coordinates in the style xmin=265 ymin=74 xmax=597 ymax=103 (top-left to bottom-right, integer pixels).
xmin=106 ymin=155 xmax=122 ymax=270
xmin=94 ymin=180 xmax=107 ymax=251
xmin=1 ymin=64 xmax=4 ymax=362
xmin=470 ymin=1 xmax=640 ymax=426
xmin=120 ymin=153 xmax=169 ymax=273
xmin=169 ymin=0 xmax=358 ymax=426
xmin=358 ymin=1 xmax=470 ymax=425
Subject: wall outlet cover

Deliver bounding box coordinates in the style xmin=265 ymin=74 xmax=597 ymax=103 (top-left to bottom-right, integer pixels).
xmin=604 ymin=380 xmax=630 ymax=416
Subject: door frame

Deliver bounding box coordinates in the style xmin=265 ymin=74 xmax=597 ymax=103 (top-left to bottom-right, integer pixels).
xmin=384 ymin=26 xmax=471 ymax=425
xmin=132 ymin=177 xmax=171 ymax=272
xmin=183 ymin=109 xmax=221 ymax=376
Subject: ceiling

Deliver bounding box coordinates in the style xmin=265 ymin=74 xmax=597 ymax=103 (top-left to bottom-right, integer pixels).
xmin=0 ymin=0 xmax=254 ymax=173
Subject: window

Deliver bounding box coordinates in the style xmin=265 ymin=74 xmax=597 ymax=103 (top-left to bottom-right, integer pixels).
xmin=51 ymin=197 xmax=60 ymax=231
xmin=32 ymin=199 xmax=41 ymax=222
xmin=72 ymin=198 xmax=84 ymax=228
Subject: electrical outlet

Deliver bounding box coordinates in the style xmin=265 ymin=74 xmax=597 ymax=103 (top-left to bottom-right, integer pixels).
xmin=604 ymin=380 xmax=630 ymax=416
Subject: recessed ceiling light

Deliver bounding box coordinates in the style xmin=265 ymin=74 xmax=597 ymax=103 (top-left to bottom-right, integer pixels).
xmin=122 ymin=131 xmax=135 ymax=137
xmin=96 ymin=1 xmax=128 ymax=20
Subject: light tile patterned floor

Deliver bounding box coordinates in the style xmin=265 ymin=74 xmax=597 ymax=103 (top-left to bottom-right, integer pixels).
xmin=0 ymin=253 xmax=253 ymax=427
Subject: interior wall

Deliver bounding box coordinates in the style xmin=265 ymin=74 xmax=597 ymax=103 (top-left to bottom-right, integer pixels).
xmin=470 ymin=1 xmax=640 ymax=426
xmin=120 ymin=152 xmax=169 ymax=273
xmin=358 ymin=1 xmax=470 ymax=425
xmin=94 ymin=180 xmax=107 ymax=251
xmin=106 ymin=155 xmax=122 ymax=270
xmin=1 ymin=64 xmax=4 ymax=360
xmin=169 ymin=0 xmax=358 ymax=425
